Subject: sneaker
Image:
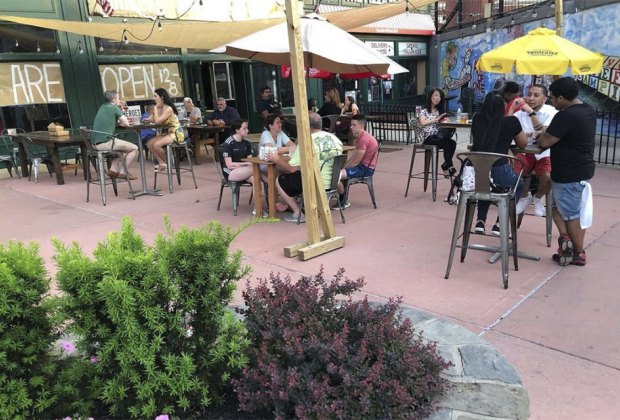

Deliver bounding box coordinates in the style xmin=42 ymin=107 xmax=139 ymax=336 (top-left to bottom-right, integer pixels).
xmin=331 ymin=200 xmax=351 ymax=210
xmin=533 ymin=196 xmax=545 ymax=217
xmin=516 ymin=193 xmax=533 ymax=215
xmin=252 ymin=209 xmax=269 ymax=218
xmin=491 ymin=223 xmax=500 ymax=236
xmin=284 ymin=213 xmax=305 ymax=223
xmin=570 ymin=250 xmax=586 ymax=266
xmin=474 ymin=220 xmax=485 ymax=234
xmin=555 ymin=235 xmax=573 ymax=266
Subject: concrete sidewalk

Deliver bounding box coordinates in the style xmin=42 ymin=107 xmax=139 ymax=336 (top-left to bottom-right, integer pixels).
xmin=1 ymin=142 xmax=618 ymax=419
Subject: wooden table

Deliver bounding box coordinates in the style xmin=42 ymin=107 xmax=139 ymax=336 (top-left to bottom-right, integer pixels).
xmin=439 ymin=118 xmax=472 ymax=129
xmin=124 ymin=123 xmax=168 ymax=197
xmin=9 ymin=131 xmax=88 ymax=185
xmin=186 ymin=124 xmax=226 ymax=164
xmin=242 ymin=156 xmax=277 ymax=218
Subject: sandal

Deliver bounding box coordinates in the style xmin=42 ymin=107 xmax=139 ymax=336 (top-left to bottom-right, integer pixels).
xmin=155 ymin=163 xmax=167 ymax=173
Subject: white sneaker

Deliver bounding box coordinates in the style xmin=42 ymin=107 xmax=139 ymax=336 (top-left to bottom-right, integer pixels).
xmin=516 ymin=193 xmax=533 ymax=215
xmin=533 ymin=196 xmax=545 ymax=217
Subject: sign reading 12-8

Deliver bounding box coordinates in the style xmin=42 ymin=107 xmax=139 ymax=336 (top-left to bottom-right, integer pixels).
xmin=99 ymin=63 xmax=184 ymax=101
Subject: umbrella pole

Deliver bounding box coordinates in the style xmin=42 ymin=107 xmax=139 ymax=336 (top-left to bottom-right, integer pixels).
xmin=283 ymin=0 xmax=344 ymax=260
xmin=555 ymin=0 xmax=563 ymax=36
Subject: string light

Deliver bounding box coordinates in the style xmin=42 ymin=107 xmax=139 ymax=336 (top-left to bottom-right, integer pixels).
xmin=157 ymin=21 xmax=162 ymax=31
xmin=199 ymin=0 xmax=203 ymax=5
xmin=55 ymin=44 xmax=61 ymax=54
xmin=36 ymin=42 xmax=41 ymax=53
xmin=123 ymin=35 xmax=129 ymax=45
xmin=532 ymin=10 xmax=538 ymax=18
xmin=99 ymin=41 xmax=104 ymax=52
xmin=510 ymin=17 xmax=515 ymax=25
xmin=472 ymin=22 xmax=476 ymax=29
xmin=78 ymin=41 xmax=84 ymax=54
xmin=14 ymin=39 xmax=19 ymax=48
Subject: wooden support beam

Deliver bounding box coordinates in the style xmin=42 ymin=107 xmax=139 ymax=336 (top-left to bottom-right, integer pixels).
xmin=283 ymin=0 xmax=343 ymax=260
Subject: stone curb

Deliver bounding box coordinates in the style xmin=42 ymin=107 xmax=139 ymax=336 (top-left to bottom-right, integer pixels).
xmin=398 ymin=307 xmax=530 ymax=419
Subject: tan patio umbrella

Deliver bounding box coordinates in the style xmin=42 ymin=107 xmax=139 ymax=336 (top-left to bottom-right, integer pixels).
xmin=215 ymin=9 xmax=409 ymax=260
xmin=476 ymin=27 xmax=604 ymax=75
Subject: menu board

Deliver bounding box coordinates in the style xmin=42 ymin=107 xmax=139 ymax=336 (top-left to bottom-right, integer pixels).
xmin=99 ymin=62 xmax=184 ymax=101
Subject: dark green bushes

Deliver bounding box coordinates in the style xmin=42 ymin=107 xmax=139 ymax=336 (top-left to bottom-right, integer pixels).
xmin=0 ymin=241 xmax=61 ymax=418
xmin=53 ymin=218 xmax=250 ymax=418
xmin=235 ymin=268 xmax=451 ymax=419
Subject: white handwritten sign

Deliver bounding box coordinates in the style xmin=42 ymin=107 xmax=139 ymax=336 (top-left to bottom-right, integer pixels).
xmin=122 ymin=105 xmax=142 ymax=126
xmin=365 ymin=41 xmax=394 ymax=57
xmin=0 ymin=62 xmax=66 ymax=106
xmin=99 ymin=63 xmax=184 ymax=101
xmin=398 ymin=42 xmax=427 ymax=57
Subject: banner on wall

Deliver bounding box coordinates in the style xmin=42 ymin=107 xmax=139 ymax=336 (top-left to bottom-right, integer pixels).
xmin=99 ymin=63 xmax=184 ymax=102
xmin=0 ymin=62 xmax=66 ymax=106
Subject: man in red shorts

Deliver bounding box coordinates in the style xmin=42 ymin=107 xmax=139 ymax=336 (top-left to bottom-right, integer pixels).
xmin=508 ymin=84 xmax=557 ymax=217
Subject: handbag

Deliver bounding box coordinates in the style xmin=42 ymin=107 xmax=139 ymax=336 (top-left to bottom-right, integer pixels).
xmin=461 ymin=164 xmax=475 ymax=191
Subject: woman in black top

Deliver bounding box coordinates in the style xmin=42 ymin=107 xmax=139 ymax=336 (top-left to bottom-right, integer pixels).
xmin=471 ymin=92 xmax=527 ymax=235
xmin=317 ymin=88 xmax=342 ymax=117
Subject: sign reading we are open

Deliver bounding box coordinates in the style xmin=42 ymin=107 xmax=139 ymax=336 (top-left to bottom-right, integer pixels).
xmin=99 ymin=63 xmax=184 ymax=102
xmin=0 ymin=62 xmax=66 ymax=106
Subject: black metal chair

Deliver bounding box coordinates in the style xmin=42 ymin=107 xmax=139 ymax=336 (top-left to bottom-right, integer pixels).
xmin=214 ymin=146 xmax=253 ymax=216
xmin=0 ymin=130 xmax=21 ymax=178
xmin=321 ymin=115 xmax=340 ymax=133
xmin=445 ymin=152 xmax=523 ymax=289
xmin=80 ymin=128 xmax=135 ymax=206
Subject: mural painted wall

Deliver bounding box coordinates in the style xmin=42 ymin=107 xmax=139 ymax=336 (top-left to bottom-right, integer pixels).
xmin=439 ymin=3 xmax=620 ymax=111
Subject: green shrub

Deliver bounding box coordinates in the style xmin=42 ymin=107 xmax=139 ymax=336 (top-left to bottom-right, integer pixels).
xmin=235 ymin=268 xmax=451 ymax=419
xmin=0 ymin=241 xmax=61 ymax=418
xmin=53 ymin=217 xmax=250 ymax=418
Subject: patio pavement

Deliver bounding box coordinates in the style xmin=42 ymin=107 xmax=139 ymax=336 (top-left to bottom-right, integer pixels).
xmin=1 ymin=136 xmax=619 ymax=419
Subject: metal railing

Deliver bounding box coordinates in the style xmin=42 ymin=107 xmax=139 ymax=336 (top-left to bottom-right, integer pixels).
xmin=359 ymin=103 xmax=419 ymax=144
xmin=596 ymin=109 xmax=620 ymax=166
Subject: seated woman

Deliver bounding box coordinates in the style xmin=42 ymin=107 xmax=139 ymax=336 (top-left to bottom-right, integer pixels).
xmin=418 ymin=87 xmax=457 ymax=177
xmin=259 ymin=114 xmax=296 ymax=212
xmin=260 ymin=114 xmax=295 ymax=155
xmin=220 ymin=118 xmax=254 ymax=185
xmin=144 ymin=87 xmax=185 ymax=173
xmin=471 ymin=92 xmax=527 ymax=235
xmin=340 ymin=95 xmax=359 ymax=116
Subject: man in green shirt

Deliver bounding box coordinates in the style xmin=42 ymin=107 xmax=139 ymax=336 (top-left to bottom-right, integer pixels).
xmin=91 ymin=90 xmax=139 ymax=179
xmin=268 ymin=112 xmax=342 ymax=223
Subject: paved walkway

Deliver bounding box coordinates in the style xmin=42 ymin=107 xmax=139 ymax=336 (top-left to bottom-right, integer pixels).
xmin=1 ymin=138 xmax=619 ymax=419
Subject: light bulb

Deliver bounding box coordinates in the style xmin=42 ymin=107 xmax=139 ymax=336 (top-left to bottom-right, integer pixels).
xmin=123 ymin=35 xmax=129 ymax=45
xmin=55 ymin=45 xmax=61 ymax=54
xmin=486 ymin=26 xmax=491 ymax=33
xmin=532 ymin=11 xmax=538 ymax=18
xmin=78 ymin=43 xmax=84 ymax=54
xmin=472 ymin=23 xmax=477 ymax=29
xmin=510 ymin=18 xmax=515 ymax=25
xmin=15 ymin=39 xmax=19 ymax=48
xmin=158 ymin=21 xmax=162 ymax=32
xmin=99 ymin=42 xmax=104 ymax=52
xmin=36 ymin=42 xmax=41 ymax=53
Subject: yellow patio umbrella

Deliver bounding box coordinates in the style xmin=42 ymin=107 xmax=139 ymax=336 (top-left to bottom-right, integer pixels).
xmin=476 ymin=27 xmax=604 ymax=75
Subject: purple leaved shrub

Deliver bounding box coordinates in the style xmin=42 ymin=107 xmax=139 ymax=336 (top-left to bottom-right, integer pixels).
xmin=234 ymin=268 xmax=451 ymax=419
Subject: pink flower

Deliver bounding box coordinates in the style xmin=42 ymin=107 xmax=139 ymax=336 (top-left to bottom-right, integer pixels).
xmin=155 ymin=415 xmax=169 ymax=420
xmin=89 ymin=356 xmax=98 ymax=363
xmin=61 ymin=341 xmax=76 ymax=354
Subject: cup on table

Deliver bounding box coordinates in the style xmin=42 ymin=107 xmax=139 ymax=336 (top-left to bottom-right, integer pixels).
xmin=459 ymin=113 xmax=468 ymax=123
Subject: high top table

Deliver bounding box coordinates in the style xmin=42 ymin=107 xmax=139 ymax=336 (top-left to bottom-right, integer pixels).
xmin=123 ymin=123 xmax=168 ymax=197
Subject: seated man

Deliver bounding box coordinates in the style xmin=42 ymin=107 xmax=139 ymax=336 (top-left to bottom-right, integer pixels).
xmin=508 ymin=84 xmax=557 ymax=217
xmin=140 ymin=105 xmax=156 ymax=144
xmin=256 ymin=86 xmax=279 ymax=120
xmin=92 ymin=90 xmax=139 ymax=180
xmin=267 ymin=112 xmax=343 ymax=223
xmin=206 ymin=97 xmax=240 ymax=140
xmin=178 ymin=97 xmax=202 ymax=124
xmin=334 ymin=114 xmax=379 ymax=209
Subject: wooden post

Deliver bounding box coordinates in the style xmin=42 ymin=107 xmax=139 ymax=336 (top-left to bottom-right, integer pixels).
xmin=283 ymin=0 xmax=344 ymax=260
xmin=555 ymin=0 xmax=563 ymax=36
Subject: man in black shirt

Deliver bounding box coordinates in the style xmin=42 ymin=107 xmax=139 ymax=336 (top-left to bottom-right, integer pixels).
xmin=538 ymin=77 xmax=596 ymax=267
xmin=256 ymin=86 xmax=278 ymax=119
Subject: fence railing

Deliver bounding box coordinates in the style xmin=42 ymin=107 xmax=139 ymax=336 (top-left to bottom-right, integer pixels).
xmin=596 ymin=109 xmax=620 ymax=166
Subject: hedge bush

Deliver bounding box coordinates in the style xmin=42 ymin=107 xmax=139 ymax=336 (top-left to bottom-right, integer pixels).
xmin=53 ymin=217 xmax=250 ymax=418
xmin=235 ymin=268 xmax=451 ymax=419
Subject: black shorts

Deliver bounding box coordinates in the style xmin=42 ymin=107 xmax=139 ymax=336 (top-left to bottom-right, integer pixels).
xmin=278 ymin=171 xmax=303 ymax=197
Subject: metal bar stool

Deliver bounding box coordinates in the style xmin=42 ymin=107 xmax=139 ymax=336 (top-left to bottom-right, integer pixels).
xmin=154 ymin=140 xmax=198 ymax=194
xmin=405 ymin=117 xmax=442 ymax=201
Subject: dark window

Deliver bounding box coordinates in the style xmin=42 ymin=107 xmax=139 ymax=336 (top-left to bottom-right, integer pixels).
xmin=0 ymin=24 xmax=56 ymax=53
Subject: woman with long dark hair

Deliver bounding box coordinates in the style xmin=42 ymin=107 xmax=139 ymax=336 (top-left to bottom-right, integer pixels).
xmin=145 ymin=87 xmax=185 ymax=172
xmin=471 ymin=92 xmax=527 ymax=235
xmin=418 ymin=87 xmax=457 ymax=176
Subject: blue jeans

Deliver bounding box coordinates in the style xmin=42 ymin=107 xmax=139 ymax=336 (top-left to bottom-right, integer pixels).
xmin=476 ymin=163 xmax=524 ymax=223
xmin=552 ymin=181 xmax=586 ymax=221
